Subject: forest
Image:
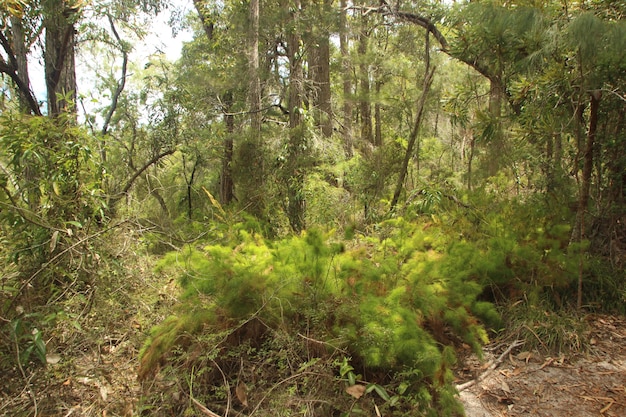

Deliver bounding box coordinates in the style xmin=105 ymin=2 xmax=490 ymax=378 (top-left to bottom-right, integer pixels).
xmin=0 ymin=0 xmax=625 ymax=416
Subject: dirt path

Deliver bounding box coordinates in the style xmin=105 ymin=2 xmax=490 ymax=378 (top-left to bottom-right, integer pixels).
xmin=458 ymin=314 xmax=626 ymax=417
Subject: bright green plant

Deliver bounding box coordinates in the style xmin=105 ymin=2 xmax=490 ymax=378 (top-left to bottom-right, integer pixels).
xmin=140 ymin=218 xmax=501 ymax=414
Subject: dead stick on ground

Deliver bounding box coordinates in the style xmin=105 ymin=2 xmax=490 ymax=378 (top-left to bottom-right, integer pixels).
xmin=456 ymin=339 xmax=525 ymax=392
xmin=191 ymin=397 xmax=222 ymax=417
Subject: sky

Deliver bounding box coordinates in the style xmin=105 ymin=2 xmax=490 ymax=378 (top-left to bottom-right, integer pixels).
xmin=29 ymin=2 xmax=195 ymax=116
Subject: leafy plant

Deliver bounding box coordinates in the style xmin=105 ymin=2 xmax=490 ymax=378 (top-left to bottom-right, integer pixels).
xmin=8 ymin=316 xmax=47 ymax=368
xmin=140 ymin=218 xmax=500 ymax=415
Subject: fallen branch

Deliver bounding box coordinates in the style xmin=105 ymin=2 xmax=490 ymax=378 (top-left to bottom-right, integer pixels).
xmin=456 ymin=339 xmax=524 ymax=392
xmin=191 ymin=397 xmax=222 ymax=417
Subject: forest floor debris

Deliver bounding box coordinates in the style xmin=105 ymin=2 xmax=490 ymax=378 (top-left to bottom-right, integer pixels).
xmin=2 ymin=252 xmax=625 ymax=417
xmin=456 ymin=314 xmax=626 ymax=417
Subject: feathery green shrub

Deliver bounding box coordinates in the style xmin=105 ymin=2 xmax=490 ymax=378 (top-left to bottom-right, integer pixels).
xmin=140 ymin=218 xmax=502 ymax=414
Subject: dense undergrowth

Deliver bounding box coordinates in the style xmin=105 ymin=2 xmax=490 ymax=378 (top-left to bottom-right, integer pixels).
xmin=2 ymin=150 xmax=624 ymax=415
xmin=135 ymin=191 xmax=624 ymax=416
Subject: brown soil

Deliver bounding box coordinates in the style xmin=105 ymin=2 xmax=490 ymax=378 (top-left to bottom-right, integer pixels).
xmin=457 ymin=314 xmax=626 ymax=417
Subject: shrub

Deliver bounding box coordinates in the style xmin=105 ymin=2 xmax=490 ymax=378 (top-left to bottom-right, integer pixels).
xmin=140 ymin=219 xmax=499 ymax=415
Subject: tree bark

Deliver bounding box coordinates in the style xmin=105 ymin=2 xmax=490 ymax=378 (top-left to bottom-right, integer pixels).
xmin=9 ymin=16 xmax=33 ymax=112
xmin=0 ymin=30 xmax=41 ymax=115
xmin=101 ymin=16 xmax=129 ymax=165
xmin=340 ymin=0 xmax=353 ymax=156
xmin=248 ymin=0 xmax=262 ymax=135
xmin=221 ymin=93 xmax=235 ymax=205
xmin=358 ymin=16 xmax=373 ymax=145
xmin=390 ymin=32 xmax=436 ymax=211
xmin=312 ymin=0 xmax=333 ymax=137
xmin=44 ymin=1 xmax=78 ymax=116
xmin=286 ymin=0 xmax=306 ymax=232
xmin=374 ymin=80 xmax=383 ymax=146
xmin=573 ymin=91 xmax=601 ymax=309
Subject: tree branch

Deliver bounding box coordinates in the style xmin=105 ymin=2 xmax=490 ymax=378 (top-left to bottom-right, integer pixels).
xmin=377 ymin=2 xmax=520 ymax=114
xmin=101 ymin=15 xmax=129 ymax=137
xmin=109 ymin=148 xmax=176 ymax=205
xmin=0 ymin=32 xmax=41 ymax=115
xmin=456 ymin=339 xmax=525 ymax=392
xmin=193 ymin=0 xmax=215 ymax=40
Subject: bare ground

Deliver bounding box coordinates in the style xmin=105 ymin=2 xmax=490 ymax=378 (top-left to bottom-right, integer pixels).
xmin=457 ymin=314 xmax=626 ymax=417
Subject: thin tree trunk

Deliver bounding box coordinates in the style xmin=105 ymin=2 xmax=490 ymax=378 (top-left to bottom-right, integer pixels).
xmin=486 ymin=76 xmax=503 ymax=176
xmin=467 ymin=133 xmax=475 ymax=191
xmin=101 ymin=16 xmax=129 ymax=165
xmin=340 ymin=0 xmax=353 ymax=156
xmin=390 ymin=32 xmax=436 ymax=211
xmin=358 ymin=17 xmax=373 ymax=144
xmin=286 ymin=0 xmax=306 ymax=232
xmin=574 ymin=91 xmax=601 ymax=310
xmin=221 ymin=92 xmax=235 ymax=205
xmin=374 ymin=80 xmax=382 ymax=147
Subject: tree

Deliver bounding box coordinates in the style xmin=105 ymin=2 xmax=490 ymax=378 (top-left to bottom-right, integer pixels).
xmin=284 ymin=0 xmax=307 ymax=232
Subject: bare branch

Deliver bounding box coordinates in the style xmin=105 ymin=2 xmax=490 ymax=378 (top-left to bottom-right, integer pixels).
xmin=0 ymin=32 xmax=42 ymax=115
xmin=101 ymin=15 xmax=129 ymax=137
xmin=109 ymin=148 xmax=177 ymax=206
xmin=456 ymin=339 xmax=525 ymax=392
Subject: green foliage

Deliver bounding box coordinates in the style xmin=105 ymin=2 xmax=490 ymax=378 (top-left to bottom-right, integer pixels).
xmin=0 ymin=112 xmax=105 ymax=268
xmin=7 ymin=316 xmax=47 ymax=368
xmin=0 ymin=112 xmax=109 ymax=376
xmin=141 ymin=219 xmax=503 ymax=414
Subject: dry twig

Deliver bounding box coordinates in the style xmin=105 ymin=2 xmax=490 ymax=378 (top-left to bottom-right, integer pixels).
xmin=456 ymin=339 xmax=525 ymax=392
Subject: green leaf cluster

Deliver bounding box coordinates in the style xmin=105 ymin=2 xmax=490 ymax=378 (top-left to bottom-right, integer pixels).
xmin=141 ymin=219 xmax=502 ymax=412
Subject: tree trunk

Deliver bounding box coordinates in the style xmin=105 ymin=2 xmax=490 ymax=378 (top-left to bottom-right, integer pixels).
xmin=467 ymin=132 xmax=476 ymax=191
xmin=9 ymin=16 xmax=33 ymax=113
xmin=340 ymin=0 xmax=353 ymax=156
xmin=240 ymin=0 xmax=266 ymax=216
xmin=221 ymin=93 xmax=235 ymax=205
xmin=313 ymin=0 xmax=333 ymax=137
xmin=358 ymin=17 xmax=373 ymax=144
xmin=285 ymin=0 xmax=306 ymax=232
xmin=44 ymin=1 xmax=77 ymax=116
xmin=374 ymin=80 xmax=383 ymax=147
xmin=390 ymin=32 xmax=436 ymax=211
xmin=573 ymin=91 xmax=601 ymax=310
xmin=248 ymin=0 xmax=262 ymax=135
xmin=486 ymin=76 xmax=503 ymax=176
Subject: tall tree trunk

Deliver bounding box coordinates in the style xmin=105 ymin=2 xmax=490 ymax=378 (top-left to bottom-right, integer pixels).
xmin=221 ymin=93 xmax=235 ymax=205
xmin=358 ymin=17 xmax=373 ymax=144
xmin=0 ymin=23 xmax=40 ymax=115
xmin=340 ymin=0 xmax=353 ymax=156
xmin=573 ymin=91 xmax=601 ymax=310
xmin=9 ymin=16 xmax=33 ymax=113
xmin=248 ymin=0 xmax=262 ymax=135
xmin=241 ymin=0 xmax=266 ymax=216
xmin=285 ymin=0 xmax=306 ymax=232
xmin=44 ymin=1 xmax=77 ymax=116
xmin=374 ymin=80 xmax=383 ymax=147
xmin=313 ymin=0 xmax=333 ymax=137
xmin=486 ymin=76 xmax=503 ymax=176
xmin=390 ymin=32 xmax=436 ymax=211
xmin=194 ymin=1 xmax=235 ymax=206
xmin=467 ymin=132 xmax=476 ymax=191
